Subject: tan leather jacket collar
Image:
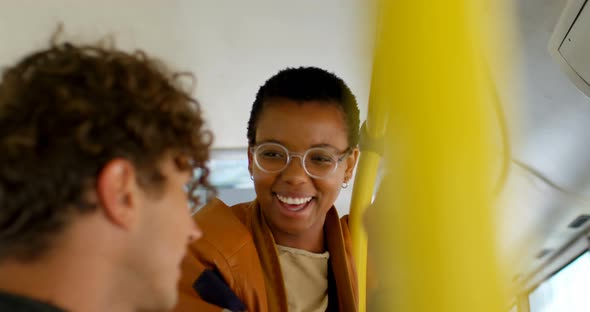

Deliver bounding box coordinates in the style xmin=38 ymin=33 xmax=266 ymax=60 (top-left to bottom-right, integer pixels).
xmin=249 ymin=200 xmax=358 ymax=312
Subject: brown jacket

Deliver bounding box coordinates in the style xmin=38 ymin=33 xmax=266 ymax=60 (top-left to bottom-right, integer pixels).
xmin=172 ymin=198 xmax=358 ymax=312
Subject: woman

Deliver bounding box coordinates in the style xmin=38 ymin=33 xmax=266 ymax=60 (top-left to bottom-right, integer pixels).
xmin=174 ymin=67 xmax=360 ymax=312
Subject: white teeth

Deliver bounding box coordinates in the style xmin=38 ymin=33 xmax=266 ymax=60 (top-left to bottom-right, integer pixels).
xmin=276 ymin=194 xmax=312 ymax=205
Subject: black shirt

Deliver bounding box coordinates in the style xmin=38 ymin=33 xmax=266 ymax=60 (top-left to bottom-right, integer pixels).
xmin=0 ymin=291 xmax=65 ymax=312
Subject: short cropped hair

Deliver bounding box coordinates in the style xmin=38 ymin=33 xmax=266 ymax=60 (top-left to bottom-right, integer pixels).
xmin=247 ymin=67 xmax=360 ymax=147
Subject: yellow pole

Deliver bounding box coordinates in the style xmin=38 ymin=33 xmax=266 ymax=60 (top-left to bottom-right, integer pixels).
xmin=349 ymin=4 xmax=395 ymax=311
xmin=365 ymin=0 xmax=510 ymax=310
xmin=350 ymin=150 xmax=380 ymax=312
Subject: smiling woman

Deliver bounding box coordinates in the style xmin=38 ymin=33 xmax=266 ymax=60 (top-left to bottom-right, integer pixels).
xmin=173 ymin=67 xmax=361 ymax=312
xmin=251 ymin=100 xmax=356 ymax=253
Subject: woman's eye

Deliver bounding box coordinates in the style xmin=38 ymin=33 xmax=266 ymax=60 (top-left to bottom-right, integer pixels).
xmin=312 ymin=156 xmax=332 ymax=162
xmin=310 ymin=152 xmax=335 ymax=163
xmin=262 ymin=151 xmax=283 ymax=158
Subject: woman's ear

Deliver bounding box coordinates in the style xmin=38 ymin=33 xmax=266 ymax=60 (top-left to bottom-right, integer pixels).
xmin=344 ymin=147 xmax=360 ymax=180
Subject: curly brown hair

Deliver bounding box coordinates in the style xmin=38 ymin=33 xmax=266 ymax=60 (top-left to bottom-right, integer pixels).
xmin=0 ymin=40 xmax=213 ymax=261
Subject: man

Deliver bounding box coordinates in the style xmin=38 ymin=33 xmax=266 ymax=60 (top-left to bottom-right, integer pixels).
xmin=0 ymin=38 xmax=213 ymax=311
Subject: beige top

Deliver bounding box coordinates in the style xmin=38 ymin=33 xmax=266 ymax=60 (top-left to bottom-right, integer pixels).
xmin=276 ymin=245 xmax=330 ymax=312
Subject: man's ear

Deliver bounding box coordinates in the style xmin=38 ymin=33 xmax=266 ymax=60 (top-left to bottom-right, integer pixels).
xmin=96 ymin=158 xmax=139 ymax=230
xmin=344 ymin=147 xmax=360 ymax=181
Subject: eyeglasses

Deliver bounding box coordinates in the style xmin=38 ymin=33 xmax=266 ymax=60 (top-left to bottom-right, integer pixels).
xmin=251 ymin=142 xmax=351 ymax=179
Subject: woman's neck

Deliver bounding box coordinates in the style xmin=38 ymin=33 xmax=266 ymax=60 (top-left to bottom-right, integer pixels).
xmin=271 ymin=222 xmax=326 ymax=253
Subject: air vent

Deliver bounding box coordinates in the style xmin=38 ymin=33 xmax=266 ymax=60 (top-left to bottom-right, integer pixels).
xmin=549 ymin=0 xmax=590 ymax=97
xmin=536 ymin=249 xmax=553 ymax=259
xmin=568 ymin=214 xmax=590 ymax=229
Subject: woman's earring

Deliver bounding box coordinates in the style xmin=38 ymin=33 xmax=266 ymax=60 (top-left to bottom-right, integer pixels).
xmin=250 ymin=175 xmax=254 ymax=181
xmin=342 ymin=179 xmax=349 ymax=189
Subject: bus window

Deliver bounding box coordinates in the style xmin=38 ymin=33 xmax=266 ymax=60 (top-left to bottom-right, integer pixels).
xmin=528 ymin=251 xmax=590 ymax=312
